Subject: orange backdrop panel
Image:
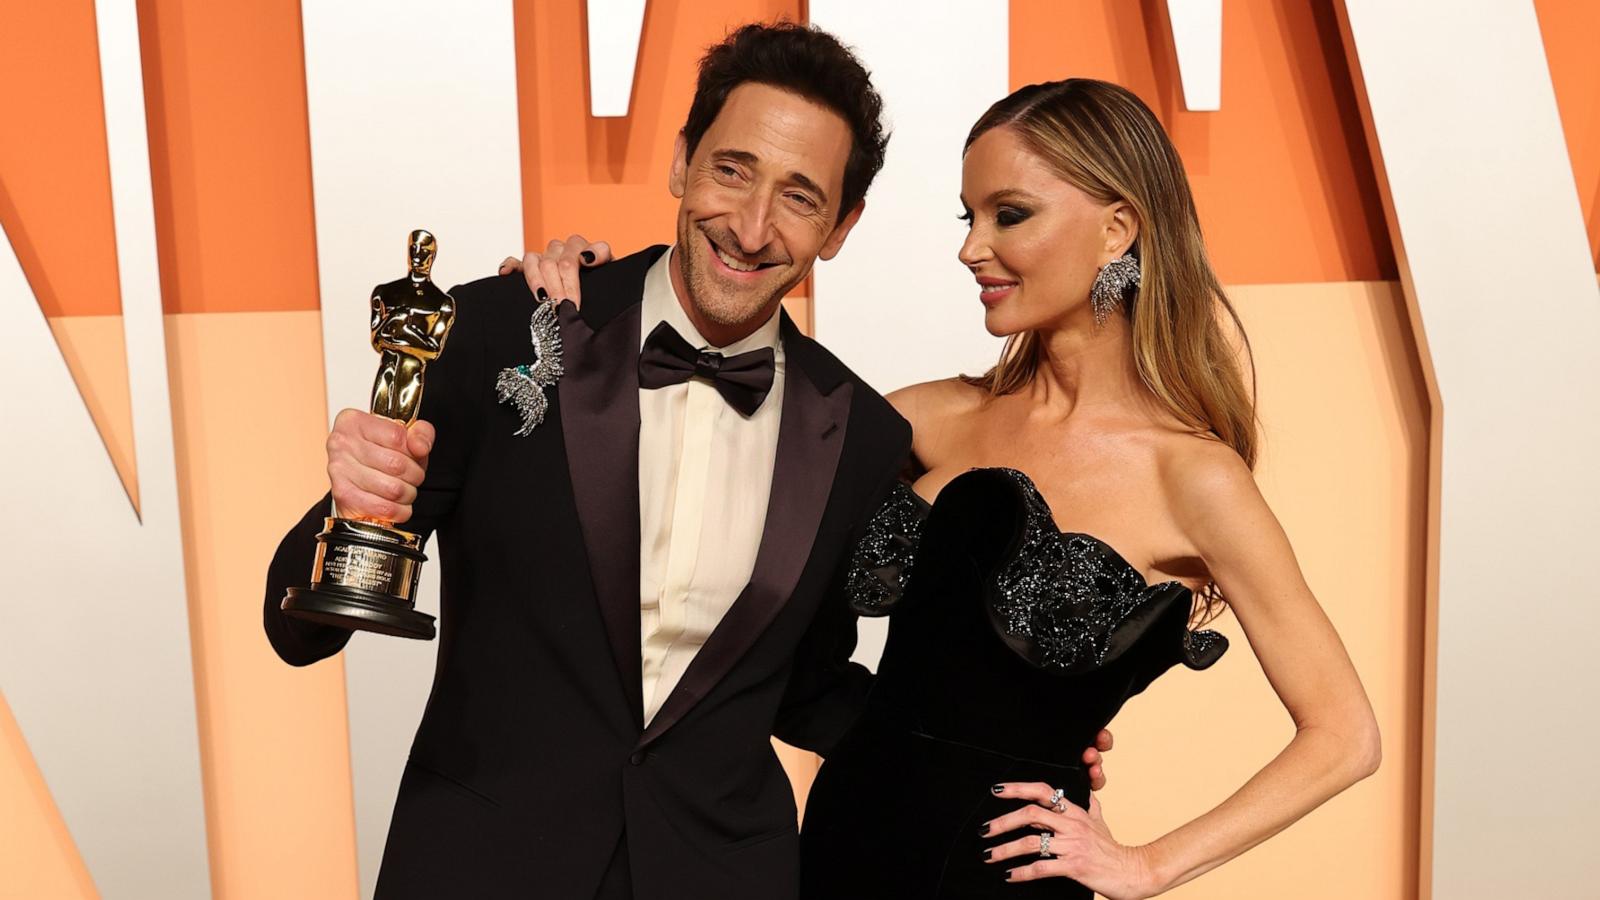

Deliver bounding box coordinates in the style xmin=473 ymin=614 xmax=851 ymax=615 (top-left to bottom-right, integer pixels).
xmin=1010 ymin=0 xmax=1395 ymax=285
xmin=1536 ymin=0 xmax=1600 ymax=271
xmin=0 ymin=0 xmax=121 ymax=319
xmin=1 ymin=0 xmax=139 ymax=505
xmin=165 ymin=310 xmax=359 ymax=900
xmin=137 ymin=0 xmax=322 ymax=314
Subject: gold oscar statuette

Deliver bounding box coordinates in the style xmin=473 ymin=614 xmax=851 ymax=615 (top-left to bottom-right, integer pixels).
xmin=281 ymin=229 xmax=456 ymax=640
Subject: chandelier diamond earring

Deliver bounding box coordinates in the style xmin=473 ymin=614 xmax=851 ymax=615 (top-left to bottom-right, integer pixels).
xmin=1090 ymin=252 xmax=1140 ymax=326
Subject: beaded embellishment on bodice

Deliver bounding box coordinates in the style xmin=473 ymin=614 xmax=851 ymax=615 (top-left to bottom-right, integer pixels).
xmin=846 ymin=467 xmax=1227 ymax=674
xmin=844 ymin=481 xmax=929 ymax=616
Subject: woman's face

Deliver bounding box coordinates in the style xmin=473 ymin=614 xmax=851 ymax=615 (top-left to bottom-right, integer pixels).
xmin=958 ymin=127 xmax=1133 ymax=337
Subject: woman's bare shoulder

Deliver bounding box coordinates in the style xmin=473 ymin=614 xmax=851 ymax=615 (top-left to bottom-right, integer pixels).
xmin=887 ymin=378 xmax=990 ymax=471
xmin=1154 ymin=430 xmax=1261 ymax=524
xmin=886 ymin=378 xmax=989 ymax=431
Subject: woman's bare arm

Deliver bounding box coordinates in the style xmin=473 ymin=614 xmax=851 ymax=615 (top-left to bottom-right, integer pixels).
xmin=987 ymin=440 xmax=1380 ymax=898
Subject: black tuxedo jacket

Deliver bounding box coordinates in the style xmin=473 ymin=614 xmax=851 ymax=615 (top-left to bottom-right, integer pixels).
xmin=264 ymin=246 xmax=910 ymax=899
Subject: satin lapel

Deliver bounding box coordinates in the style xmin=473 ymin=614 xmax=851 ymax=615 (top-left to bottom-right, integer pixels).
xmin=638 ymin=355 xmax=852 ymax=748
xmin=557 ymin=300 xmax=645 ymax=726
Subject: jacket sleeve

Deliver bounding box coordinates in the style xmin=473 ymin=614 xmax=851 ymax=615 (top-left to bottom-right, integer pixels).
xmin=262 ymin=277 xmax=492 ymax=666
xmin=772 ymin=433 xmax=915 ymax=756
xmin=263 ymin=492 xmax=352 ymax=665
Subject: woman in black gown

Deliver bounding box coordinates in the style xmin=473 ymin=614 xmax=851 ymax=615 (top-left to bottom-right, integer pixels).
xmin=509 ymin=78 xmax=1380 ymax=900
xmin=792 ymin=79 xmax=1380 ymax=899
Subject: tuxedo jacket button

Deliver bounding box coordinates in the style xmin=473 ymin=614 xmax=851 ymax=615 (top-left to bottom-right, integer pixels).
xmin=629 ymin=752 xmax=645 ymax=766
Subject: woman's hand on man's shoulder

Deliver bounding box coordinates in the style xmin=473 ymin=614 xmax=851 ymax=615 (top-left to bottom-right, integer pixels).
xmin=498 ymin=234 xmax=614 ymax=308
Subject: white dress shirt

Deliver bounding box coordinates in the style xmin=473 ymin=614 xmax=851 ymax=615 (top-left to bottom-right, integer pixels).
xmin=637 ymin=247 xmax=785 ymax=724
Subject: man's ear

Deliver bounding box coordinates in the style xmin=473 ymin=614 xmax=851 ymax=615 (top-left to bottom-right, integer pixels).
xmin=818 ymin=200 xmax=866 ymax=261
xmin=669 ymin=132 xmax=689 ymax=199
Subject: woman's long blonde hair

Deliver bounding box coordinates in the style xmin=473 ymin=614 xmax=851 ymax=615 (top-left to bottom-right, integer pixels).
xmin=963 ymin=79 xmax=1256 ymax=622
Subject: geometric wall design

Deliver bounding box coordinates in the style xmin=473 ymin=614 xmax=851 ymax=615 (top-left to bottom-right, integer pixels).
xmin=3 ymin=1 xmax=1598 ymax=897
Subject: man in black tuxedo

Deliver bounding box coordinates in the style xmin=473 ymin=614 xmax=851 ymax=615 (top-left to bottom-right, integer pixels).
xmin=266 ymin=23 xmax=903 ymax=900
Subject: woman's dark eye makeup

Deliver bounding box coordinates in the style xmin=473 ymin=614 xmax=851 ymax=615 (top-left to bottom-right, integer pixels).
xmin=955 ymin=206 xmax=1031 ymax=228
xmin=995 ymin=205 xmax=1031 ymax=227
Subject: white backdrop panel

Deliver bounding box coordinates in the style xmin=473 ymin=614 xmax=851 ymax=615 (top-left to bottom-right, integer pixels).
xmin=587 ymin=0 xmax=648 ymax=117
xmin=1340 ymin=2 xmax=1600 ymax=896
xmin=1165 ymin=0 xmax=1222 ymax=111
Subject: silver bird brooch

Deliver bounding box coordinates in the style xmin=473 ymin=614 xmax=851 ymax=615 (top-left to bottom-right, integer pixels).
xmin=495 ymin=299 xmax=564 ymax=436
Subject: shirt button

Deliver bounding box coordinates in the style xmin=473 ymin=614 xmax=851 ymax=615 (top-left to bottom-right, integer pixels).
xmin=629 ymin=752 xmax=645 ymax=766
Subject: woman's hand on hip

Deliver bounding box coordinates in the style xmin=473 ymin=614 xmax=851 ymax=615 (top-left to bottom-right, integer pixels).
xmin=983 ymin=782 xmax=1161 ymax=900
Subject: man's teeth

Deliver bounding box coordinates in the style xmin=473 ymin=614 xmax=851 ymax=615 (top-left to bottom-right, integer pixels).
xmin=980 ymin=283 xmax=1014 ymax=293
xmin=714 ymin=245 xmax=762 ymax=273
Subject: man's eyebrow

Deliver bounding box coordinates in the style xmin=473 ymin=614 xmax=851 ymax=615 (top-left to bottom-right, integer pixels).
xmin=787 ymin=172 xmax=830 ymax=206
xmin=709 ymin=147 xmax=831 ymax=206
xmin=710 ymin=148 xmax=760 ymax=167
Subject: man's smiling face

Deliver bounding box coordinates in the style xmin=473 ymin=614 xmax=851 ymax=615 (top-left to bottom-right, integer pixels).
xmin=669 ymin=82 xmax=862 ymax=341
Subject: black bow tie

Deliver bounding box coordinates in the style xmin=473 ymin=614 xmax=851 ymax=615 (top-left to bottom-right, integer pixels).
xmin=638 ymin=321 xmax=776 ymax=416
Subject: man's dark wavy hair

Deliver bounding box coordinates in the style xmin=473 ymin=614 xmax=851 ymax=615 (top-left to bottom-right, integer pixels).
xmin=682 ymin=22 xmax=889 ymax=221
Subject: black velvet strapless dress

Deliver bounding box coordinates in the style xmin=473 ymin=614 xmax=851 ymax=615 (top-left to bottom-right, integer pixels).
xmin=799 ymin=468 xmax=1228 ymax=899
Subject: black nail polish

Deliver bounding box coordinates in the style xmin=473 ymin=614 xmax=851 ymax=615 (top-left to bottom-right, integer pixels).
xmin=580 ymin=250 xmax=595 ymax=264
xmin=978 ymin=823 xmax=989 ymax=837
xmin=1004 ymin=871 xmax=1014 ymax=881
xmin=536 ymin=287 xmax=550 ymax=303
xmin=990 ymin=784 xmax=1003 ymax=794
xmin=982 ymin=849 xmax=992 ymax=861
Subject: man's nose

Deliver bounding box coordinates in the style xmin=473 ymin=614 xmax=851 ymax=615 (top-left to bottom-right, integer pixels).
xmin=730 ymin=193 xmax=777 ymax=256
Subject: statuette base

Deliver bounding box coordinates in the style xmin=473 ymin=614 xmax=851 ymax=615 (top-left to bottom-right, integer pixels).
xmin=282 ymin=517 xmax=436 ymax=641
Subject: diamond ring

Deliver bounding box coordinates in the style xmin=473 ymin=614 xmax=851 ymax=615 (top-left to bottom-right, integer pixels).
xmin=1048 ymin=787 xmax=1067 ymax=814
